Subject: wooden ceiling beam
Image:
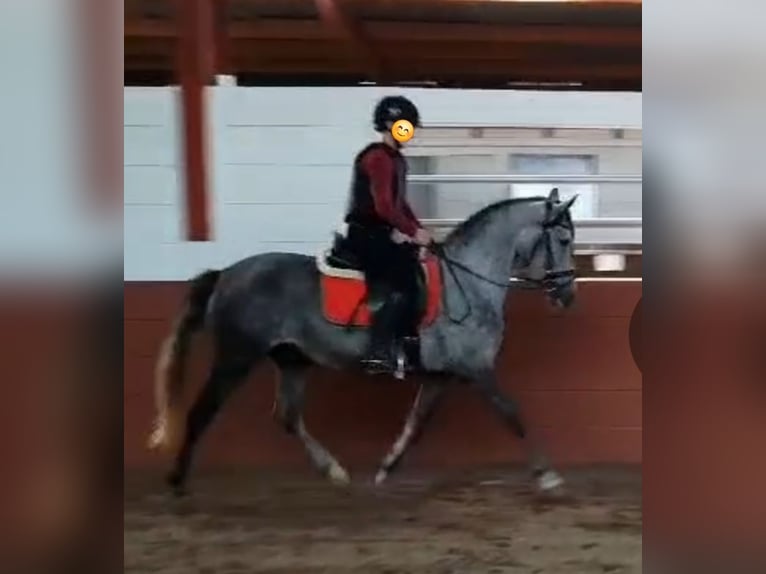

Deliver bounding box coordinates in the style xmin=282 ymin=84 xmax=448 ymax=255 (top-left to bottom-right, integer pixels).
xmin=124 ymin=37 xmax=175 ymax=53
xmin=124 ymin=19 xmax=176 ymax=38
xmin=349 ymin=0 xmax=642 ymax=5
xmin=214 ymin=0 xmax=233 ymax=74
xmin=229 ymin=20 xmax=333 ymax=40
xmin=129 ymin=41 xmax=640 ymax=83
xmin=226 ymin=56 xmax=640 ymax=81
xmin=313 ymin=0 xmax=385 ymax=79
xmin=126 ymin=18 xmax=639 ymax=47
xmin=124 ymin=55 xmax=176 ymax=71
xmin=364 ymin=22 xmax=640 ymax=46
xmin=234 ymin=20 xmax=640 ymax=46
xmin=229 ymin=39 xmax=639 ymax=63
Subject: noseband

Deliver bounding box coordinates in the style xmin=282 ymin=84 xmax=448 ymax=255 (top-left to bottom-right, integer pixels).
xmin=532 ymin=217 xmax=577 ymax=294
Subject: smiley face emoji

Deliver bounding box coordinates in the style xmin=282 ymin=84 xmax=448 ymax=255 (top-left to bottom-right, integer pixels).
xmin=391 ymin=120 xmax=415 ymax=144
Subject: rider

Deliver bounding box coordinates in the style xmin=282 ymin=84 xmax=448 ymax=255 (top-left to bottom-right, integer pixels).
xmin=343 ymin=95 xmax=433 ymax=373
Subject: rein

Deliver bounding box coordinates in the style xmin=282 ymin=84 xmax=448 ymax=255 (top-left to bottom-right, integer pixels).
xmin=429 ymin=243 xmax=513 ymax=289
xmin=428 ymin=242 xmax=535 ymax=325
xmin=428 ymin=212 xmax=575 ymax=324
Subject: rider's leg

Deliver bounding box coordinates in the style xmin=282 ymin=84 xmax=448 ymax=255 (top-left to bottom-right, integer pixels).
xmin=362 ymin=246 xmax=419 ymax=373
xmin=396 ymin=246 xmax=423 ymax=337
xmin=361 ymin=241 xmax=418 ymax=372
xmin=363 ymin=289 xmax=405 ymax=368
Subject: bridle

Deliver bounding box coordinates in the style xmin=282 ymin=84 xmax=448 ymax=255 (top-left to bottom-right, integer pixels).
xmin=429 ymin=204 xmax=576 ymax=324
xmin=532 ymin=201 xmax=578 ymax=295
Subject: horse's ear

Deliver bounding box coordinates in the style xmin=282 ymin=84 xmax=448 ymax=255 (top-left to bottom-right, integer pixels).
xmin=546 ymin=193 xmax=578 ymax=224
xmin=548 ymin=187 xmax=560 ymax=202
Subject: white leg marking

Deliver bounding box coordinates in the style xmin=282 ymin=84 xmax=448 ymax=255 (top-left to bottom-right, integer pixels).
xmin=297 ymin=420 xmax=351 ymax=486
xmin=328 ymin=462 xmax=351 ymax=486
xmin=374 ymin=469 xmax=389 ymax=486
xmin=375 ymin=420 xmax=415 ymax=486
xmin=538 ymin=469 xmax=565 ymax=492
xmin=147 ymin=418 xmax=166 ymax=450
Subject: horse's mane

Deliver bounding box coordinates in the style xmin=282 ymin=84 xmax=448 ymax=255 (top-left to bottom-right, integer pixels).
xmin=444 ymin=196 xmax=547 ymax=243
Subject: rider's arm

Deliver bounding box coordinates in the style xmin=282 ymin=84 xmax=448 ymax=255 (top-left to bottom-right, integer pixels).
xmin=401 ymin=201 xmax=422 ymax=230
xmin=362 ymin=148 xmax=419 ymax=237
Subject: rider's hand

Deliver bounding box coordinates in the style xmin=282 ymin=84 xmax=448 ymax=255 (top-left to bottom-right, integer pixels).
xmin=390 ymin=229 xmax=409 ymax=244
xmin=414 ymin=228 xmax=432 ymax=247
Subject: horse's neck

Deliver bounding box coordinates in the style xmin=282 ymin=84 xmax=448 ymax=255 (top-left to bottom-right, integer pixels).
xmin=440 ymin=207 xmax=530 ymax=320
xmin=444 ymin=209 xmax=525 ymax=279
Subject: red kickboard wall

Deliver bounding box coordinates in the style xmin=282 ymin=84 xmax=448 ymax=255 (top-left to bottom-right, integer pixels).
xmin=124 ymin=281 xmax=643 ymax=471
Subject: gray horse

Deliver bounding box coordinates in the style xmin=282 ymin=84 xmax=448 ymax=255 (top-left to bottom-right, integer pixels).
xmin=149 ymin=187 xmax=577 ymax=496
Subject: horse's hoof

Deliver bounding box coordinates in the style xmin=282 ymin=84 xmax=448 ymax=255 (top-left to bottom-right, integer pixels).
xmin=537 ymin=470 xmax=565 ymax=496
xmin=170 ymin=486 xmax=188 ymax=499
xmin=374 ymin=469 xmax=388 ymax=486
xmin=328 ymin=463 xmax=351 ymax=486
xmin=166 ymin=472 xmax=188 ymax=498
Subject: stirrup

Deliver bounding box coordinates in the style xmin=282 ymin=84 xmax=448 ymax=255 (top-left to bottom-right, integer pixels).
xmin=394 ymin=347 xmax=406 ymax=380
xmin=361 ymin=346 xmax=407 ymax=379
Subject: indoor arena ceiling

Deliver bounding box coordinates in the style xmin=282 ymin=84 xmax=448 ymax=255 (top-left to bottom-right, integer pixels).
xmin=124 ymin=0 xmax=642 ymax=90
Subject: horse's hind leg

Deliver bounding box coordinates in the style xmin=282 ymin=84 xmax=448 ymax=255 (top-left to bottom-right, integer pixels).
xmin=477 ymin=375 xmax=564 ymax=495
xmin=167 ymin=352 xmax=255 ymax=496
xmin=271 ymin=346 xmax=350 ymax=486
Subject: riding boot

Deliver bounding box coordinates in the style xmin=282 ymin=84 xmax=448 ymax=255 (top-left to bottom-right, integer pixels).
xmin=361 ymin=292 xmax=405 ymax=375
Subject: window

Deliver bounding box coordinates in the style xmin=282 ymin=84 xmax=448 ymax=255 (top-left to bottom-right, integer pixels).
xmin=407 ymin=154 xmax=508 ymax=220
xmin=509 ymin=154 xmax=597 ymax=220
xmin=405 ymin=126 xmax=641 ymax=223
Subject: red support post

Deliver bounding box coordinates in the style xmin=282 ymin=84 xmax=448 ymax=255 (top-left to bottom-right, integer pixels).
xmin=215 ymin=0 xmax=233 ymax=75
xmin=175 ymin=0 xmax=214 ymax=241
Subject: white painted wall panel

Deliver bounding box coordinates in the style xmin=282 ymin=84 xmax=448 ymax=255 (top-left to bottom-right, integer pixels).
xmin=419 ymin=90 xmax=641 ymax=129
xmin=220 ymin=126 xmax=370 ymax=166
xmin=124 ymin=87 xmax=178 ymax=126
xmin=124 ymin=88 xmax=184 ymax=277
xmin=124 ymin=86 xmax=641 ymax=281
xmin=124 ymin=166 xmax=179 ymax=205
xmin=219 ymin=165 xmax=349 ymax=204
xmin=125 ymin=242 xmax=221 ymax=282
xmin=217 ymin=86 xmax=386 ymax=127
xmin=217 ymin=87 xmax=641 ymax=129
xmin=218 ymin=203 xmax=342 ymax=244
xmin=124 ymin=205 xmax=184 ymax=244
xmin=124 ymin=126 xmax=179 ymax=166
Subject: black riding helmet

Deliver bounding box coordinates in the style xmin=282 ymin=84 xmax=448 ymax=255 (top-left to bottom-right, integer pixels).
xmin=373 ymin=95 xmax=421 ymax=133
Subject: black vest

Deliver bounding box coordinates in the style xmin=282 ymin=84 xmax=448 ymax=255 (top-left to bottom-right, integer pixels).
xmin=344 ymin=142 xmax=407 ymax=233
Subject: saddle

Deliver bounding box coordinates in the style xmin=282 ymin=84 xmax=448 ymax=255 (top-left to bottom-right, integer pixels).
xmin=317 ymin=231 xmax=442 ymax=331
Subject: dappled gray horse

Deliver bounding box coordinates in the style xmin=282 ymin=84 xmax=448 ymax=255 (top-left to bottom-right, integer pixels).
xmin=149 ymin=188 xmax=577 ymax=496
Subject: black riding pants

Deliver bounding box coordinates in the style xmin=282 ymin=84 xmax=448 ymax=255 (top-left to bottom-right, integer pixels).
xmin=347 ymin=226 xmax=421 ymax=337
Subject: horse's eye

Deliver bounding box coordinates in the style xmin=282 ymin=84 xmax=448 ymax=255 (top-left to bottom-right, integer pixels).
xmin=559 ymin=237 xmax=571 ymax=246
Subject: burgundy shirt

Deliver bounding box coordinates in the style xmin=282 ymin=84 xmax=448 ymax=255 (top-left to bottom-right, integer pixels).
xmin=345 ymin=143 xmax=421 ymax=237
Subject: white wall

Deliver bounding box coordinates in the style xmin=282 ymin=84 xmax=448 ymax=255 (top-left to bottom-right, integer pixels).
xmin=405 ymin=128 xmax=642 ymax=222
xmin=124 ymin=86 xmax=642 ymax=281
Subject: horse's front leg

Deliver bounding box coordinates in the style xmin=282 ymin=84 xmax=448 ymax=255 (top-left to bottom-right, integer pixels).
xmin=375 ymin=383 xmax=444 ymax=485
xmin=475 ymin=374 xmax=564 ymax=495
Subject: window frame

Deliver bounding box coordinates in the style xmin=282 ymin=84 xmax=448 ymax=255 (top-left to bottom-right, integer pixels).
xmin=404 ymin=125 xmax=641 ymax=222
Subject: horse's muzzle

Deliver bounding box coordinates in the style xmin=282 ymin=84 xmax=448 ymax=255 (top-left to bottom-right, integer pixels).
xmin=544 ymin=271 xmax=576 ymax=309
xmin=552 ymin=284 xmax=576 ymax=308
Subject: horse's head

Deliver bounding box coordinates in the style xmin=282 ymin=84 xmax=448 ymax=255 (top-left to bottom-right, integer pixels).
xmin=514 ymin=188 xmax=578 ymax=308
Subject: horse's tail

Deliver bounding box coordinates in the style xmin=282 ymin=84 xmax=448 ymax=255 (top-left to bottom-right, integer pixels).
xmin=148 ymin=269 xmax=220 ymax=452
